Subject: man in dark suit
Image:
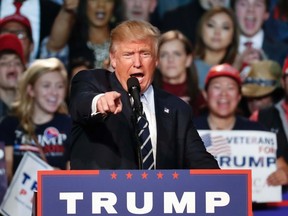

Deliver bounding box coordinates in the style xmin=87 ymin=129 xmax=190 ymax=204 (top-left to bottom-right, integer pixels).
xmin=69 ymin=20 xmax=219 ymax=170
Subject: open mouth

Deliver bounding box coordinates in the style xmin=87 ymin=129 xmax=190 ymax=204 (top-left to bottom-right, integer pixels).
xmin=95 ymin=11 xmax=106 ymax=20
xmin=130 ymin=73 xmax=144 ymax=78
xmin=6 ymin=71 xmax=18 ymax=80
xmin=131 ymin=10 xmax=142 ymax=17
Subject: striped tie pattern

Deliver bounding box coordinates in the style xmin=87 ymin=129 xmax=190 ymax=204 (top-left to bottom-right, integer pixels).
xmin=137 ymin=112 xmax=155 ymax=170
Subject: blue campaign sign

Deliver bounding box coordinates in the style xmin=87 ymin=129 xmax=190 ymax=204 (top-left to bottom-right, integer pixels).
xmin=37 ymin=169 xmax=252 ymax=216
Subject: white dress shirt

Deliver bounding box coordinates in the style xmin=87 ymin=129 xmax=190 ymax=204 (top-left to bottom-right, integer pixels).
xmin=239 ymin=30 xmax=264 ymax=53
xmin=141 ymin=85 xmax=157 ymax=164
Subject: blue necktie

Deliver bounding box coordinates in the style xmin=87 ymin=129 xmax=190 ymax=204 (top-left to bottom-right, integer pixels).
xmin=137 ymin=112 xmax=155 ymax=170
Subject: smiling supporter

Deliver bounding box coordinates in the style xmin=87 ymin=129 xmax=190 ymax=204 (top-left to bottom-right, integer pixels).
xmin=231 ymin=0 xmax=288 ymax=67
xmin=0 ymin=58 xmax=71 ymax=183
xmin=193 ymin=63 xmax=266 ymax=131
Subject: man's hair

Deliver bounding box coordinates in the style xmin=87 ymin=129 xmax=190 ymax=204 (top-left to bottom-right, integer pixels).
xmin=230 ymin=0 xmax=270 ymax=12
xmin=109 ymin=20 xmax=160 ymax=55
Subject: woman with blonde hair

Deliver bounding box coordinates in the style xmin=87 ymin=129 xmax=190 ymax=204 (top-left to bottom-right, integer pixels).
xmin=0 ymin=57 xmax=71 ymax=182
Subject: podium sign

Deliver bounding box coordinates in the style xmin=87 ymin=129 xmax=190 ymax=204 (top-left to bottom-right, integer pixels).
xmin=37 ymin=169 xmax=252 ymax=216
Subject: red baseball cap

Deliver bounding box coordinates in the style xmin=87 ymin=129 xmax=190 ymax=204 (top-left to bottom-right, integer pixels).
xmin=0 ymin=33 xmax=25 ymax=64
xmin=205 ymin=63 xmax=241 ymax=89
xmin=0 ymin=2 xmax=32 ymax=39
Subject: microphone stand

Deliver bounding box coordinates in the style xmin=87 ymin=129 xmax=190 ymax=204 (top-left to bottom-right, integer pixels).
xmin=131 ymin=111 xmax=143 ymax=170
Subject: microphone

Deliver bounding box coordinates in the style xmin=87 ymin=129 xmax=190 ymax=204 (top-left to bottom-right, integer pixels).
xmin=127 ymin=77 xmax=143 ymax=116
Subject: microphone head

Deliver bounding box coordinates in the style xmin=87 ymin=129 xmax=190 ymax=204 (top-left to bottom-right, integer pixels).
xmin=127 ymin=77 xmax=140 ymax=92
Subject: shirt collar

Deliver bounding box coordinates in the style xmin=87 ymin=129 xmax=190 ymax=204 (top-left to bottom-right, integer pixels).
xmin=239 ymin=30 xmax=264 ymax=53
xmin=141 ymin=85 xmax=155 ymax=113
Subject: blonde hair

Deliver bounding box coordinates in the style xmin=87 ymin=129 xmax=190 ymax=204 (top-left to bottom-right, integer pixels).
xmin=109 ymin=20 xmax=160 ymax=56
xmin=12 ymin=57 xmax=68 ymax=138
xmin=158 ymin=30 xmax=193 ymax=55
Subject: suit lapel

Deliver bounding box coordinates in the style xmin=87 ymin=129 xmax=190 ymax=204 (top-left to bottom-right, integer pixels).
xmin=154 ymin=88 xmax=174 ymax=165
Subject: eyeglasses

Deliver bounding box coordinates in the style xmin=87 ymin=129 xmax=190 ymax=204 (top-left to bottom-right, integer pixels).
xmin=0 ymin=60 xmax=23 ymax=68
xmin=0 ymin=29 xmax=28 ymax=40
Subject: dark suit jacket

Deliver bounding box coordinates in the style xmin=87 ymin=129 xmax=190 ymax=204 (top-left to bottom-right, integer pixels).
xmin=262 ymin=36 xmax=288 ymax=67
xmin=69 ymin=69 xmax=219 ymax=170
xmin=159 ymin=1 xmax=205 ymax=45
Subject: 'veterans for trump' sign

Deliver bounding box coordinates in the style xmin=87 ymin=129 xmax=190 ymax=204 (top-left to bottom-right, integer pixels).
xmin=37 ymin=169 xmax=252 ymax=216
xmin=198 ymin=130 xmax=281 ymax=203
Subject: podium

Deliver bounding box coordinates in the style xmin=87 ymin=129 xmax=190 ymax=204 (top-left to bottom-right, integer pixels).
xmin=36 ymin=169 xmax=252 ymax=216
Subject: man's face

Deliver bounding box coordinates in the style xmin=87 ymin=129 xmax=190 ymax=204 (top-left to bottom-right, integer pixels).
xmin=110 ymin=39 xmax=158 ymax=93
xmin=123 ymin=0 xmax=157 ymax=21
xmin=0 ymin=21 xmax=34 ymax=63
xmin=235 ymin=0 xmax=269 ymax=37
xmin=0 ymin=54 xmax=24 ymax=90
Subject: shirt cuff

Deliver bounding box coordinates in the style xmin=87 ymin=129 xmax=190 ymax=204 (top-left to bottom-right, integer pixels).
xmin=91 ymin=94 xmax=105 ymax=116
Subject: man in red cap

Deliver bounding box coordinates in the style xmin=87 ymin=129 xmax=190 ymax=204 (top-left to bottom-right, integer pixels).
xmin=0 ymin=0 xmax=60 ymax=64
xmin=193 ymin=63 xmax=265 ymax=131
xmin=0 ymin=31 xmax=25 ymax=204
xmin=0 ymin=33 xmax=25 ymax=120
xmin=256 ymin=58 xmax=288 ymax=186
xmin=0 ymin=1 xmax=34 ymax=65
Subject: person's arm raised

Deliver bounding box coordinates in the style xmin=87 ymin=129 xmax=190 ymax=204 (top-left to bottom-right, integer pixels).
xmin=46 ymin=0 xmax=79 ymax=52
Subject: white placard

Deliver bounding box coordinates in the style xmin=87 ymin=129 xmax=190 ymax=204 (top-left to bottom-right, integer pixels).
xmin=198 ymin=130 xmax=281 ymax=203
xmin=0 ymin=141 xmax=7 ymax=203
xmin=0 ymin=152 xmax=53 ymax=216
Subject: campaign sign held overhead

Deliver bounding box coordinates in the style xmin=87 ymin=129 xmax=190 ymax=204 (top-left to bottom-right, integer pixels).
xmin=37 ymin=169 xmax=252 ymax=216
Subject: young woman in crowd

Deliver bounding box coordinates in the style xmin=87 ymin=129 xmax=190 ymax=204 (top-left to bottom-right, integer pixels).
xmin=153 ymin=30 xmax=206 ymax=116
xmin=0 ymin=58 xmax=71 ymax=182
xmin=194 ymin=7 xmax=239 ymax=89
xmin=42 ymin=0 xmax=119 ymax=70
